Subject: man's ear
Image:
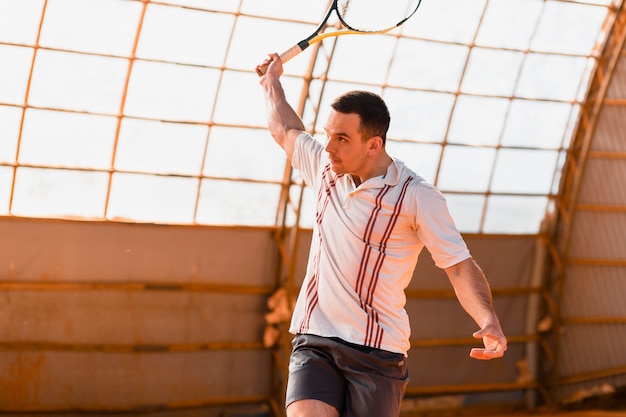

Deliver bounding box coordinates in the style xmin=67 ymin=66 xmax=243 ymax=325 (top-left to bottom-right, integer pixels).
xmin=367 ymin=136 xmax=384 ymax=155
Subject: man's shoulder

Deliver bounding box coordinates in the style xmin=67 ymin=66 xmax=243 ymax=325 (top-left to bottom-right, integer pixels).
xmin=393 ymin=159 xmax=429 ymax=188
xmin=393 ymin=160 xmax=445 ymax=202
xmin=294 ymin=131 xmax=324 ymax=157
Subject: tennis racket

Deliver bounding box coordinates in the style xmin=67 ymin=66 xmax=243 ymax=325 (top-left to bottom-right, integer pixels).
xmin=255 ymin=0 xmax=422 ymax=76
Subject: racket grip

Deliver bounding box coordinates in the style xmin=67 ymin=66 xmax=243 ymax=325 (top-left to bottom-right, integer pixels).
xmin=256 ymin=44 xmax=306 ymax=76
xmin=279 ymin=44 xmax=305 ymax=64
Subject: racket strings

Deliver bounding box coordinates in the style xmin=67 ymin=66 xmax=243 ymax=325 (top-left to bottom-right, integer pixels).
xmin=337 ymin=0 xmax=421 ymax=32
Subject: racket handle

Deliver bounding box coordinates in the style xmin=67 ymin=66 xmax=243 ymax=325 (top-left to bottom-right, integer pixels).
xmin=256 ymin=44 xmax=306 ymax=76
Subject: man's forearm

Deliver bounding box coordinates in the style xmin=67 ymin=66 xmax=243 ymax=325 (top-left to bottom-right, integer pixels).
xmin=446 ymin=258 xmax=499 ymax=328
xmin=260 ymin=75 xmax=305 ymax=148
xmin=446 ymin=258 xmax=507 ymax=359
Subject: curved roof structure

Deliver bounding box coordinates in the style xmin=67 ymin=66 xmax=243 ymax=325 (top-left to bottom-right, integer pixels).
xmin=0 ymin=0 xmax=615 ymax=233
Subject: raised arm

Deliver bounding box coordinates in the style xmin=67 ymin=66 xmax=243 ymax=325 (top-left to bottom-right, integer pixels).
xmin=445 ymin=257 xmax=507 ymax=360
xmin=257 ymin=53 xmax=306 ymax=161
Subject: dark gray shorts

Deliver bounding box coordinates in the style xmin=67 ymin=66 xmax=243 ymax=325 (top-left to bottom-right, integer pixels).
xmin=286 ymin=333 xmax=409 ymax=417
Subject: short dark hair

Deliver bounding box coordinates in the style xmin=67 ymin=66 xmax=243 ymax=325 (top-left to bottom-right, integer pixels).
xmin=330 ymin=90 xmax=390 ymax=144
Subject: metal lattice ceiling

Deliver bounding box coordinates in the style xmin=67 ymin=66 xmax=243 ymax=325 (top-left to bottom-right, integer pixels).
xmin=0 ymin=0 xmax=616 ymax=233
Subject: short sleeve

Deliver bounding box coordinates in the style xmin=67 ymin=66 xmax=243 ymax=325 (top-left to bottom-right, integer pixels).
xmin=413 ymin=183 xmax=471 ymax=269
xmin=292 ymin=131 xmax=326 ymax=188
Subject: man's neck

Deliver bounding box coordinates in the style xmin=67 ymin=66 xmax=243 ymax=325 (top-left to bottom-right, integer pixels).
xmin=351 ymin=155 xmax=393 ymax=187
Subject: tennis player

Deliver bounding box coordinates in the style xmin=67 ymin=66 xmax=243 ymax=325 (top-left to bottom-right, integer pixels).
xmin=257 ymin=53 xmax=507 ymax=417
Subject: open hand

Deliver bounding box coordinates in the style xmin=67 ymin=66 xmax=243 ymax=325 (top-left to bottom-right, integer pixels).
xmin=470 ymin=324 xmax=507 ymax=360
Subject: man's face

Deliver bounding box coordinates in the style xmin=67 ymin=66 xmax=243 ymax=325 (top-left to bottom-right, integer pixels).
xmin=323 ymin=109 xmax=371 ymax=176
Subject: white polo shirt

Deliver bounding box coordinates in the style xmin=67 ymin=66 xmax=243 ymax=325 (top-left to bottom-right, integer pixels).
xmin=290 ymin=132 xmax=470 ymax=355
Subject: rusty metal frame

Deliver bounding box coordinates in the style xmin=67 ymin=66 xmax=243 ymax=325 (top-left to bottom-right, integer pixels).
xmin=543 ymin=0 xmax=626 ymax=405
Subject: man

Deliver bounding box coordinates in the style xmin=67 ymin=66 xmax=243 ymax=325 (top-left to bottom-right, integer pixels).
xmin=257 ymin=54 xmax=507 ymax=417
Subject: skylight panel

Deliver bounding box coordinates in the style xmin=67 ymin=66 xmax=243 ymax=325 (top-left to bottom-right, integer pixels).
xmin=501 ymin=100 xmax=574 ymax=149
xmin=137 ymin=4 xmax=234 ymax=67
xmin=12 ymin=167 xmax=108 ymax=218
xmin=211 ymin=71 xmax=267 ymax=126
xmin=483 ymin=195 xmax=549 ymax=234
xmin=447 ymin=96 xmax=509 ymax=146
xmin=0 ymin=106 xmax=21 ymax=163
xmin=124 ymin=61 xmax=219 ymax=122
xmin=401 ymin=0 xmax=486 ymax=44
xmin=0 ymin=0 xmax=43 ymax=45
xmin=437 ymin=146 xmax=496 ymax=193
xmin=0 ymin=45 xmax=34 ymax=105
xmin=443 ymin=194 xmax=485 ymax=234
xmin=115 ymin=119 xmax=208 ymax=176
xmin=326 ymin=35 xmax=397 ymax=85
xmin=490 ymin=148 xmax=559 ymax=195
xmin=196 ymin=180 xmax=281 ymax=226
xmin=384 ymin=88 xmax=455 ymax=143
xmin=461 ymin=48 xmax=525 ymax=97
xmin=39 ymin=0 xmax=141 ymax=56
xmin=515 ymin=53 xmax=589 ymax=101
xmin=531 ymin=1 xmax=608 ymax=55
xmin=29 ymin=50 xmax=127 ymax=113
xmin=387 ymin=39 xmax=469 ymax=92
xmin=107 ymin=173 xmax=198 ymax=223
xmin=203 ymin=127 xmax=286 ymax=182
xmin=475 ymin=0 xmax=543 ymax=50
xmin=19 ymin=110 xmax=116 ymax=169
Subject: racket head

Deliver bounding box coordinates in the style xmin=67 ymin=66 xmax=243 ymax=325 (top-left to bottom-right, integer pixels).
xmin=255 ymin=0 xmax=422 ymax=76
xmin=335 ymin=0 xmax=422 ymax=33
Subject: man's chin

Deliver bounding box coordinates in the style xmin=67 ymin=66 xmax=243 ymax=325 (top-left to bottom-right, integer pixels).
xmin=329 ymin=163 xmax=345 ymax=175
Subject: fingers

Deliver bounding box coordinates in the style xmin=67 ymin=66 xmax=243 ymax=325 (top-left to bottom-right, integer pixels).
xmin=255 ymin=56 xmax=273 ymax=77
xmin=470 ymin=327 xmax=507 ymax=361
xmin=470 ymin=347 xmax=505 ymax=360
xmin=472 ymin=329 xmax=494 ymax=340
xmin=256 ymin=53 xmax=281 ymax=78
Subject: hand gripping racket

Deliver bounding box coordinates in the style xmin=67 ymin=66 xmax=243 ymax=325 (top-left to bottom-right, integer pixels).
xmin=256 ymin=0 xmax=422 ymax=76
